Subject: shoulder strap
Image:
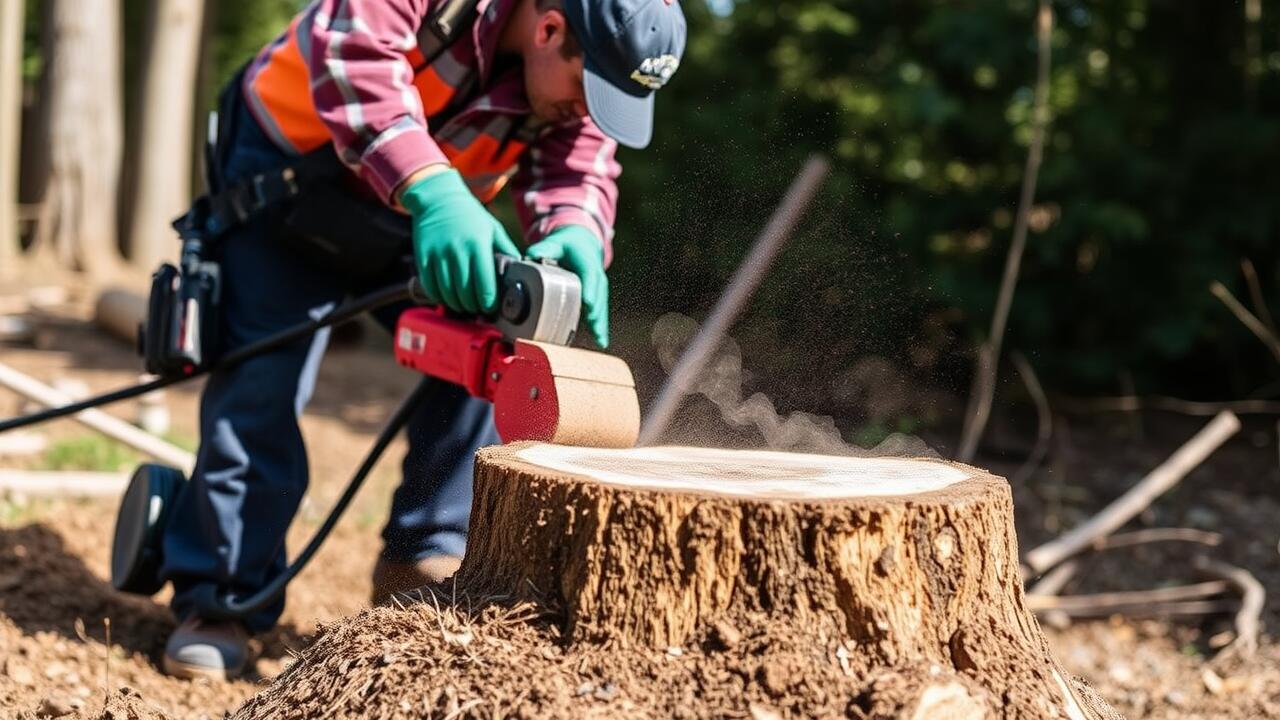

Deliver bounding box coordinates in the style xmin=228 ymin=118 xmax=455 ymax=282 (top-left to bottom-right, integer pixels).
xmin=422 ymin=0 xmax=484 ymax=65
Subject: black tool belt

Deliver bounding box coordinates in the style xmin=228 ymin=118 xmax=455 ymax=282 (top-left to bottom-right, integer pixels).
xmin=176 ymin=144 xmax=412 ymax=281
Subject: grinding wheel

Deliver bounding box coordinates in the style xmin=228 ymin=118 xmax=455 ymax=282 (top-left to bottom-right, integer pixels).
xmin=493 ymin=340 xmax=640 ymax=448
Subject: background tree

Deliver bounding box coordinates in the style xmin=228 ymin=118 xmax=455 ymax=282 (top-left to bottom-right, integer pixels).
xmin=36 ymin=0 xmax=124 ymax=275
xmin=0 ymin=0 xmax=24 ymax=276
xmin=123 ymin=0 xmax=206 ymax=268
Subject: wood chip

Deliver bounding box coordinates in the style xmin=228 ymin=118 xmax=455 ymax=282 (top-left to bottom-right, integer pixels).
xmin=1201 ymin=668 xmax=1225 ymax=696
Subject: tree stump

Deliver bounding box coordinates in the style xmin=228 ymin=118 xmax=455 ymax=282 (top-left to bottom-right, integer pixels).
xmin=237 ymin=444 xmax=1119 ymax=719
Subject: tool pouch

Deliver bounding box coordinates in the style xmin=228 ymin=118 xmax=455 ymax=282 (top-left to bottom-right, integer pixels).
xmin=281 ymin=176 xmax=413 ymax=280
xmin=139 ymin=237 xmax=221 ymax=378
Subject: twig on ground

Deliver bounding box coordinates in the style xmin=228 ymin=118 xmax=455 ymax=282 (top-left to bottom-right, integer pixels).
xmin=1011 ymin=351 xmax=1052 ymax=486
xmin=1240 ymin=258 xmax=1276 ymax=334
xmin=1027 ymin=581 xmax=1231 ymax=611
xmin=1096 ymin=528 xmax=1221 ymax=550
xmin=1057 ymin=394 xmax=1280 ymax=416
xmin=956 ymin=0 xmax=1054 ymax=463
xmin=0 ymin=470 xmax=130 ymax=496
xmin=1031 ymin=599 xmax=1239 ymax=619
xmin=1211 ymin=281 xmax=1280 ymax=364
xmin=1025 ymin=528 xmax=1219 ymax=595
xmin=1194 ymin=555 xmax=1264 ymax=660
xmin=1024 ymin=411 xmax=1241 ymax=574
xmin=1028 ymin=559 xmax=1079 ymax=596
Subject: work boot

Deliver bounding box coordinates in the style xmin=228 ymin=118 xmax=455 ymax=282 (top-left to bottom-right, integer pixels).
xmin=162 ymin=616 xmax=251 ymax=681
xmin=371 ymin=554 xmax=462 ymax=605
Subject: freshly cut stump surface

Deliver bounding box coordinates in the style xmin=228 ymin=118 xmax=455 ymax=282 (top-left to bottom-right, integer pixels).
xmin=236 ymin=445 xmax=1120 ymax=719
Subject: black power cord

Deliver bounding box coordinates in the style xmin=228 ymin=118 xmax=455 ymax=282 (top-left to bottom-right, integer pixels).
xmin=192 ymin=377 xmax=437 ymax=620
xmin=0 ymin=279 xmax=419 ymax=434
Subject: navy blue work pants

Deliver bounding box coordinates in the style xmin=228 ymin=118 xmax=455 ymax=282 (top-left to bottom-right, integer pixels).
xmin=159 ymin=89 xmax=498 ymax=633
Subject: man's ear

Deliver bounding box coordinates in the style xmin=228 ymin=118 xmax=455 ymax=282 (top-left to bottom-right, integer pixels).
xmin=534 ymin=9 xmax=568 ymax=51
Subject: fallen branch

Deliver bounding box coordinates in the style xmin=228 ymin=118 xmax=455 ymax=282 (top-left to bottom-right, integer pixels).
xmin=956 ymin=0 xmax=1054 ymax=463
xmin=1096 ymin=528 xmax=1221 ymax=551
xmin=1011 ymin=351 xmax=1052 ymax=485
xmin=1031 ymin=599 xmax=1239 ymax=619
xmin=1240 ymin=259 xmax=1276 ymax=334
xmin=1028 ymin=581 xmax=1230 ymax=612
xmin=1211 ymin=280 xmax=1280 ymax=364
xmin=1056 ymin=394 xmax=1280 ymax=416
xmin=1194 ymin=556 xmax=1264 ymax=660
xmin=0 ymin=360 xmax=194 ymax=472
xmin=1024 ymin=411 xmax=1240 ymax=574
xmin=0 ymin=470 xmax=130 ymax=497
xmin=1025 ymin=528 xmax=1220 ymax=596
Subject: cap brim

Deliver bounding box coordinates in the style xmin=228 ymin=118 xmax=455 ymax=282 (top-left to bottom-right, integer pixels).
xmin=583 ymin=60 xmax=654 ymax=150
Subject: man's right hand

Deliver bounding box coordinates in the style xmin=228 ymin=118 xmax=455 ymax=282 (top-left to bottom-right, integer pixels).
xmin=400 ymin=169 xmax=520 ymax=315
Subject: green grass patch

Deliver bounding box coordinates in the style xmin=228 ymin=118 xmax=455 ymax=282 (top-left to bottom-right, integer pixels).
xmin=41 ymin=436 xmax=141 ymax=472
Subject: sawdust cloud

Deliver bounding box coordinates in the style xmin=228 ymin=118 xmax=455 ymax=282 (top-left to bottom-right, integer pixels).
xmin=652 ymin=313 xmax=938 ymax=458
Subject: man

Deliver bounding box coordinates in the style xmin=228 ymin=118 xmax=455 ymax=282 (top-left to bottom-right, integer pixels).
xmin=159 ymin=0 xmax=685 ymax=680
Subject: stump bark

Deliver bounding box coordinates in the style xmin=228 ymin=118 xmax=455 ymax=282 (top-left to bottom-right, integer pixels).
xmin=237 ymin=444 xmax=1120 ymax=719
xmin=458 ymin=444 xmax=1110 ymax=718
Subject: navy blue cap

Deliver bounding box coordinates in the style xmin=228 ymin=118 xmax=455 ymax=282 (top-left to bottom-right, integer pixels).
xmin=562 ymin=0 xmax=686 ymax=149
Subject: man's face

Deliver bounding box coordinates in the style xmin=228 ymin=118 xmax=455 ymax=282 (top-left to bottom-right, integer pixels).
xmin=523 ymin=9 xmax=588 ymax=125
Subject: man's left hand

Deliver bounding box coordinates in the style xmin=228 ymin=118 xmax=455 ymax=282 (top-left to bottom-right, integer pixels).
xmin=526 ymin=226 xmax=609 ymax=348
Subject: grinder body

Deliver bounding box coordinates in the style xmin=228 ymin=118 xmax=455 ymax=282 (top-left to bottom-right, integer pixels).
xmin=395 ymin=259 xmax=640 ymax=448
xmin=111 ymin=258 xmax=640 ymax=598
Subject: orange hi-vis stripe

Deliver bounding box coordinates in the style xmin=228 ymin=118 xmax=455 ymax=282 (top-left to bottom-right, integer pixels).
xmin=247 ymin=19 xmax=522 ymax=201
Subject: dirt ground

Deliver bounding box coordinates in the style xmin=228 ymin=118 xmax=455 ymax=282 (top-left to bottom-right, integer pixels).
xmin=0 ymin=286 xmax=1277 ymax=719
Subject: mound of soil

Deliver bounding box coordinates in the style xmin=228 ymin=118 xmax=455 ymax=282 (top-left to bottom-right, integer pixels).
xmin=233 ymin=585 xmax=1115 ymax=720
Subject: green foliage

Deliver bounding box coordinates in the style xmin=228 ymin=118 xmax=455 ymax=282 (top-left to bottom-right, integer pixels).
xmin=613 ymin=0 xmax=1280 ymax=407
xmin=208 ymin=0 xmax=306 ymax=91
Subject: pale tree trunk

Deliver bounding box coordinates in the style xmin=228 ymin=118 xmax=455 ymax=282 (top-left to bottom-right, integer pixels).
xmin=125 ymin=0 xmax=205 ymax=269
xmin=0 ymin=0 xmax=24 ymax=278
xmin=39 ymin=0 xmax=124 ymax=276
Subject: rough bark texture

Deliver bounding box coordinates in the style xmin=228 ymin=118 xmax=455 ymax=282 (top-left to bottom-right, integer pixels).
xmin=40 ymin=0 xmax=123 ymax=274
xmin=123 ymin=0 xmax=204 ymax=268
xmin=236 ymin=445 xmax=1119 ymax=719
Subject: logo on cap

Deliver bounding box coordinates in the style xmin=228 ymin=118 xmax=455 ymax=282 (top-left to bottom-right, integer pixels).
xmin=631 ymin=55 xmax=680 ymax=91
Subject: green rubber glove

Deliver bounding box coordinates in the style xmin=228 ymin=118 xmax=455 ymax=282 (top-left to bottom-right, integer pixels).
xmin=402 ymin=169 xmax=520 ymax=315
xmin=526 ymin=225 xmax=609 ymax=348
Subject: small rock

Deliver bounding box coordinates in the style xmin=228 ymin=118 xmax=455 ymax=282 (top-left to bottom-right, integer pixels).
xmin=593 ymin=682 xmax=619 ymax=701
xmin=712 ymin=620 xmax=742 ymax=649
xmin=576 ymin=682 xmax=595 ymax=697
xmin=1108 ymin=663 xmax=1134 ymax=686
xmin=5 ymin=659 xmax=34 ymax=685
xmin=759 ymin=662 xmax=791 ymax=696
xmin=43 ymin=661 xmax=69 ymax=680
xmin=749 ymin=703 xmax=783 ymax=720
xmin=37 ymin=694 xmax=84 ymax=718
xmin=1207 ymin=630 xmax=1235 ymax=649
xmin=1202 ymin=668 xmax=1225 ymax=696
xmin=1164 ymin=690 xmax=1190 ymax=708
xmin=666 ymin=646 xmax=683 ymax=657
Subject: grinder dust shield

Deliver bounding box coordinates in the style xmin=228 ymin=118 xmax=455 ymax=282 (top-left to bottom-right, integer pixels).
xmin=111 ymin=463 xmax=187 ymax=595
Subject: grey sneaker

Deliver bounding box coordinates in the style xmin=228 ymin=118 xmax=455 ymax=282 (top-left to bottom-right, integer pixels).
xmin=162 ymin=616 xmax=251 ymax=681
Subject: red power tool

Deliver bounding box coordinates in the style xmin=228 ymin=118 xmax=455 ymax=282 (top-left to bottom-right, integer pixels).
xmin=394 ymin=258 xmax=639 ymax=448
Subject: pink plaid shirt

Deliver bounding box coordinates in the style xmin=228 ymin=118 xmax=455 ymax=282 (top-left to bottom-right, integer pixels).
xmin=242 ymin=0 xmax=620 ymax=261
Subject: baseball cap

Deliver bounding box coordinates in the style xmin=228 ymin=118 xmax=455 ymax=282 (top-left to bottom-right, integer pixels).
xmin=561 ymin=0 xmax=687 ymax=149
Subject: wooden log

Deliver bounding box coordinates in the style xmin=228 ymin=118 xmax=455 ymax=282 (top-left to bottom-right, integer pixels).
xmin=238 ymin=445 xmax=1116 ymax=719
